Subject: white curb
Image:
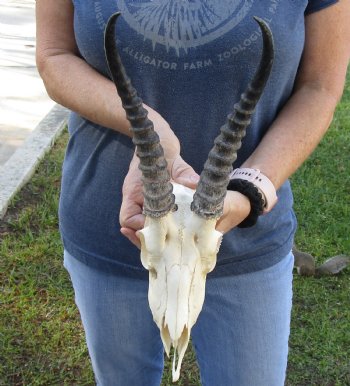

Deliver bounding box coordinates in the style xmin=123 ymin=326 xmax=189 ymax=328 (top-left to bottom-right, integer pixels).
xmin=0 ymin=104 xmax=69 ymax=219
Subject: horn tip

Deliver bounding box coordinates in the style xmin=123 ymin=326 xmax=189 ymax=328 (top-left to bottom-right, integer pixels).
xmin=106 ymin=12 xmax=122 ymax=32
xmin=252 ymin=16 xmax=273 ymax=37
xmin=252 ymin=16 xmax=266 ymax=26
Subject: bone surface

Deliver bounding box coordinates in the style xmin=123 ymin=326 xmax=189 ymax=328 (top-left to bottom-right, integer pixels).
xmin=138 ymin=183 xmax=222 ymax=381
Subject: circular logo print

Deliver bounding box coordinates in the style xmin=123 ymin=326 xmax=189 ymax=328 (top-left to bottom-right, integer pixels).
xmin=118 ymin=0 xmax=254 ymax=55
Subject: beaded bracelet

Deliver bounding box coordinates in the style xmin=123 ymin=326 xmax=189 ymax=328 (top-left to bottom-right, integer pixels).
xmin=227 ymin=178 xmax=265 ymax=228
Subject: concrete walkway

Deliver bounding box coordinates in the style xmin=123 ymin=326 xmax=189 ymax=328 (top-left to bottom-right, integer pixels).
xmin=0 ymin=0 xmax=69 ymax=218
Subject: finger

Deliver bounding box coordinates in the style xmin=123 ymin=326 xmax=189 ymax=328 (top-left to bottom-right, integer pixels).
xmin=171 ymin=156 xmax=200 ymax=189
xmin=120 ymin=196 xmax=144 ymax=229
xmin=175 ymin=173 xmax=200 ymax=189
xmin=216 ymin=215 xmax=238 ymax=234
xmin=120 ymin=227 xmax=141 ymax=249
xmin=120 ymin=213 xmax=145 ymax=231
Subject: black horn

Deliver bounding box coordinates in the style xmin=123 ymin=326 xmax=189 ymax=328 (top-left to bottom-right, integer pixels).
xmin=104 ymin=12 xmax=175 ymax=218
xmin=191 ymin=17 xmax=274 ymax=219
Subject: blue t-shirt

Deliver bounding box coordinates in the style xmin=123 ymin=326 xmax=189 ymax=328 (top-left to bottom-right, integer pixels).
xmin=60 ymin=0 xmax=338 ymax=278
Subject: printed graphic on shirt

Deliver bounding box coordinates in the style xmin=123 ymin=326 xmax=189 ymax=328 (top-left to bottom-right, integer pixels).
xmin=94 ymin=0 xmax=280 ymax=70
xmin=118 ymin=0 xmax=254 ymax=55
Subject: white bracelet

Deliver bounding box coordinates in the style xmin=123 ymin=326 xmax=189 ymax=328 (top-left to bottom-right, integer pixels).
xmin=229 ymin=168 xmax=278 ymax=213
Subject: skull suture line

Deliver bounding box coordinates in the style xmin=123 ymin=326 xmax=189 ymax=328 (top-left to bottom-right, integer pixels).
xmin=105 ymin=13 xmax=274 ymax=382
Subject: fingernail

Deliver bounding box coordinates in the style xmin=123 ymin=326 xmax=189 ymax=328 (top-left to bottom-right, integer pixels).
xmin=190 ymin=175 xmax=200 ymax=183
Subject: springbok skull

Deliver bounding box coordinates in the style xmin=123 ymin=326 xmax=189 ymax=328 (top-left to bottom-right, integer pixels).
xmin=105 ymin=13 xmax=274 ymax=381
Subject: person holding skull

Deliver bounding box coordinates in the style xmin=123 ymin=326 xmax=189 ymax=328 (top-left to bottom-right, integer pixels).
xmin=36 ymin=1 xmax=349 ymax=385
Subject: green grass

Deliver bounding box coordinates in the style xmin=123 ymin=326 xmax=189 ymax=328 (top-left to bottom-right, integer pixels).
xmin=0 ymin=80 xmax=349 ymax=384
xmin=0 ymin=134 xmax=93 ymax=385
xmin=286 ymin=78 xmax=350 ymax=385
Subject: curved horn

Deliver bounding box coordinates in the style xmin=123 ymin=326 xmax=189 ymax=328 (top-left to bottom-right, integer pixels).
xmin=104 ymin=13 xmax=175 ymax=218
xmin=191 ymin=17 xmax=274 ymax=219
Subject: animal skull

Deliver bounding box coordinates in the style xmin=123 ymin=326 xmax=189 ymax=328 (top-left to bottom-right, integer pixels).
xmin=104 ymin=12 xmax=274 ymax=381
xmin=139 ymin=183 xmax=222 ymax=380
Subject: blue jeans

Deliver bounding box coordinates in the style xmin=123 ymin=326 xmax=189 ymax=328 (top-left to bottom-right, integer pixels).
xmin=64 ymin=250 xmax=294 ymax=386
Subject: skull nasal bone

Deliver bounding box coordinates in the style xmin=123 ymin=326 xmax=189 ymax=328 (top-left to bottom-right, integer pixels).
xmin=165 ymin=264 xmax=192 ymax=340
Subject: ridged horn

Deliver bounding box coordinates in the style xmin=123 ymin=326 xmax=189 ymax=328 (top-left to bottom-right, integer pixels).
xmin=191 ymin=17 xmax=274 ymax=219
xmin=104 ymin=12 xmax=175 ymax=218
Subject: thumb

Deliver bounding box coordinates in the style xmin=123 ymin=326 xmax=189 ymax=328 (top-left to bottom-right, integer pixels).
xmin=171 ymin=156 xmax=200 ymax=189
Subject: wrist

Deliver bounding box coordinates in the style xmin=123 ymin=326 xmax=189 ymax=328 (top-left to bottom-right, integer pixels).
xmin=227 ymin=178 xmax=265 ymax=228
xmin=228 ymin=190 xmax=251 ymax=220
xmin=215 ymin=190 xmax=251 ymax=234
xmin=229 ymin=168 xmax=278 ymax=214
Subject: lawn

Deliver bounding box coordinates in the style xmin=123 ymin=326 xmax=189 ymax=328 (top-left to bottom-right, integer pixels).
xmin=0 ymin=81 xmax=349 ymax=384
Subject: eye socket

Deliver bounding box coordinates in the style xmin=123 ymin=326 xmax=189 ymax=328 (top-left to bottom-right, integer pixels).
xmin=194 ymin=234 xmax=199 ymax=243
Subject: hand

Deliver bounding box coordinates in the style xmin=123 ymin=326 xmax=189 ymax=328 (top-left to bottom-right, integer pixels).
xmin=119 ymin=156 xmax=144 ymax=248
xmin=215 ymin=190 xmax=251 ymax=234
xmin=120 ymin=151 xmax=200 ymax=249
xmin=120 ymin=112 xmax=180 ymax=248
